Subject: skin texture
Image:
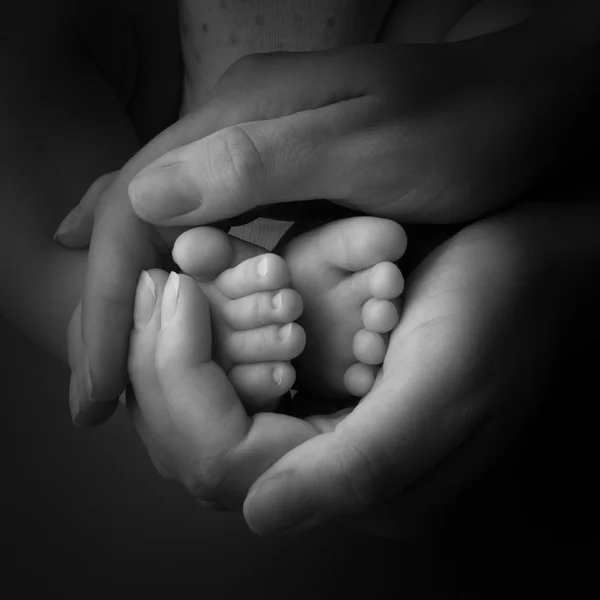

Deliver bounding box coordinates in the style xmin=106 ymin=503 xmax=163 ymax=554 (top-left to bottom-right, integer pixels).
xmin=123 ymin=195 xmax=600 ymax=535
xmin=51 ymin=1 xmax=600 ymax=535
xmin=69 ymin=3 xmax=600 ymax=426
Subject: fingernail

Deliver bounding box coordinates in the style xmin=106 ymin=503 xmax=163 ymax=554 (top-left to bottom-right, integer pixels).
xmin=68 ymin=372 xmax=80 ymax=423
xmin=70 ymin=348 xmax=94 ymax=426
xmin=161 ymin=271 xmax=181 ymax=327
xmin=134 ymin=271 xmax=156 ymax=329
xmin=245 ymin=471 xmax=313 ymax=536
xmin=129 ymin=163 xmax=200 ymax=221
xmin=257 ymin=256 xmax=269 ymax=277
xmin=279 ymin=323 xmax=293 ymax=340
xmin=272 ymin=366 xmax=284 ymax=386
xmin=53 ymin=204 xmax=81 ymax=241
xmin=83 ymin=347 xmax=93 ymax=401
xmin=272 ymin=291 xmax=283 ymax=309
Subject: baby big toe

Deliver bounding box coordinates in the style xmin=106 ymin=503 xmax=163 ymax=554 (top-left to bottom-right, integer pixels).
xmin=221 ymin=288 xmax=303 ymax=331
xmin=225 ymin=322 xmax=306 ymax=364
xmin=368 ymin=262 xmax=404 ymax=300
xmin=353 ymin=329 xmax=387 ymax=365
xmin=215 ymin=253 xmax=291 ymax=299
xmin=362 ymin=298 xmax=401 ymax=333
xmin=229 ymin=362 xmax=296 ymax=408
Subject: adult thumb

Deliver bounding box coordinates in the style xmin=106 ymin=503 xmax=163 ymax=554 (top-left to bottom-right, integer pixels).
xmin=54 ymin=171 xmax=118 ymax=248
xmin=243 ymin=430 xmax=382 ymax=535
xmin=242 ymin=304 xmax=488 ymax=536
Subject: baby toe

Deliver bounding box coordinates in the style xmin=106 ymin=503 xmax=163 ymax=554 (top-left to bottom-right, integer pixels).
xmin=362 ymin=298 xmax=401 ymax=333
xmin=225 ymin=322 xmax=306 ymax=364
xmin=229 ymin=362 xmax=296 ymax=409
xmin=221 ymin=288 xmax=303 ymax=331
xmin=353 ymin=329 xmax=387 ymax=365
xmin=343 ymin=363 xmax=377 ymax=398
xmin=172 ymin=227 xmax=235 ymax=281
xmin=368 ymin=262 xmax=404 ymax=300
xmin=215 ymin=253 xmax=291 ymax=299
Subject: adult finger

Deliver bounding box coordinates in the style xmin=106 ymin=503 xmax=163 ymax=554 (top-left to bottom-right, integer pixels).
xmin=149 ymin=272 xmax=318 ymax=506
xmin=66 ymin=299 xmax=118 ymax=425
xmin=70 ymin=174 xmax=165 ymax=425
xmin=127 ymin=45 xmax=408 ymax=226
xmin=54 ymin=171 xmax=118 ymax=248
xmin=127 ymin=269 xmax=178 ymax=478
xmin=129 ymin=96 xmax=386 ymax=226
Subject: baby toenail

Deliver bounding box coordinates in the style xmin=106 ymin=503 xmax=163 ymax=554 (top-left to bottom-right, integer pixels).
xmin=257 ymin=257 xmax=269 ymax=277
xmin=272 ymin=291 xmax=283 ymax=309
xmin=272 ymin=367 xmax=284 ymax=386
xmin=279 ymin=323 xmax=293 ymax=340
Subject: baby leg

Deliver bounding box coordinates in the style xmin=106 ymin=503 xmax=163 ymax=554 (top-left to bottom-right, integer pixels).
xmin=179 ymin=0 xmax=394 ymax=113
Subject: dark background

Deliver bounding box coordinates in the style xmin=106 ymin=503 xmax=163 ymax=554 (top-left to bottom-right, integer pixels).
xmin=3 ymin=313 xmax=598 ymax=598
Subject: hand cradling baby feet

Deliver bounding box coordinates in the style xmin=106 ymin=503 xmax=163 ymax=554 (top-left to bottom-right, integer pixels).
xmin=171 ymin=216 xmax=405 ymax=412
xmin=130 ymin=0 xmax=407 ymax=415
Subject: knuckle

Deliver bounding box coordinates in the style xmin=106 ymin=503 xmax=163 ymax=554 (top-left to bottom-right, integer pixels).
xmin=211 ymin=54 xmax=277 ymax=122
xmin=181 ymin=460 xmax=231 ymax=507
xmin=209 ymin=125 xmax=266 ymax=201
xmin=92 ymin=176 xmax=120 ymax=213
xmin=182 ymin=465 xmax=217 ymax=496
xmin=229 ymin=52 xmax=269 ymax=76
xmin=85 ymin=171 xmax=117 ymax=204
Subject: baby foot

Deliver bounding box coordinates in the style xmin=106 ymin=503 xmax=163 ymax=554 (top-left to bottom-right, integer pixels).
xmin=279 ymin=217 xmax=406 ymax=398
xmin=171 ymin=227 xmax=306 ymax=410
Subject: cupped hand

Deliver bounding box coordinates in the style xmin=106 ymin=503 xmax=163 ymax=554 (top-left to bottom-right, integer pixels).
xmin=125 ymin=268 xmax=325 ymax=508
xmin=124 ymin=203 xmax=559 ymax=536
xmin=242 ymin=209 xmax=558 ymax=536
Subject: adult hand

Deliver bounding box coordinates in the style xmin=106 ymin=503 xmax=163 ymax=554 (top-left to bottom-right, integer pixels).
xmin=124 ymin=268 xmax=320 ymax=509
xmin=243 ymin=206 xmax=560 ymax=536
xmin=122 ymin=200 xmax=565 ymax=536
xmin=127 ymin=12 xmax=595 ymax=228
